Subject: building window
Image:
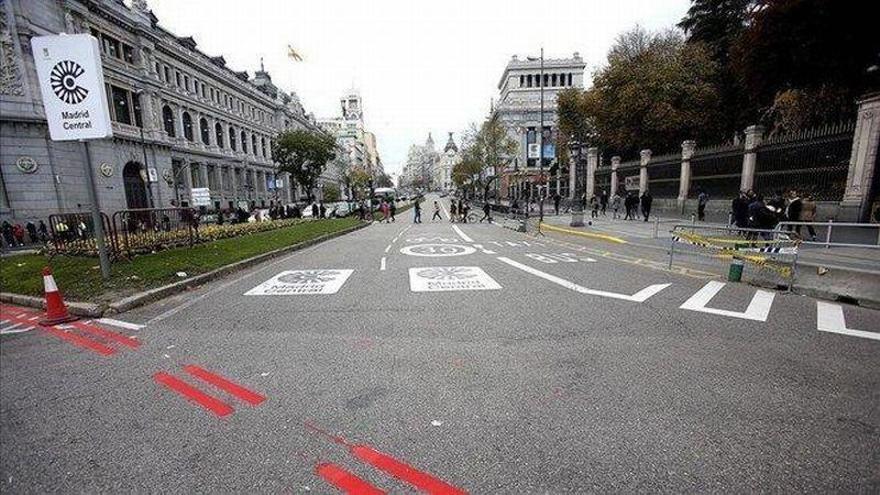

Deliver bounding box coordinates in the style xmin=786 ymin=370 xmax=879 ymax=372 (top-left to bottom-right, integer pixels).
xmin=568 ymin=73 xmax=572 ymax=86
xmin=543 ymin=74 xmax=549 ymax=86
xmin=229 ymin=127 xmax=237 ymax=151
xmin=101 ymin=34 xmax=120 ymax=59
xmin=241 ymin=131 xmax=248 ymax=153
xmin=164 ymin=66 xmax=170 ymax=83
xmin=162 ymin=105 xmax=175 ymax=137
xmin=183 ymin=75 xmax=189 ymax=91
xmin=261 ymin=137 xmax=267 ymax=157
xmin=519 ymin=75 xmax=524 ymax=86
xmin=132 ymin=93 xmax=143 ymax=128
xmin=251 ymin=135 xmax=257 ymax=155
xmin=551 ymin=74 xmax=557 ymax=86
xmin=175 ymin=71 xmax=181 ymax=87
xmin=122 ymin=44 xmax=135 ymax=64
xmin=182 ymin=112 xmax=193 ymax=141
xmin=200 ymin=117 xmax=210 ymax=145
xmin=155 ymin=62 xmax=161 ymax=79
xmin=215 ymin=123 xmax=224 ymax=148
xmin=110 ymin=86 xmax=131 ymax=125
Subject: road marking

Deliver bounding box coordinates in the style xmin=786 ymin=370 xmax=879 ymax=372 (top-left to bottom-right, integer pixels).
xmin=497 ymin=257 xmax=669 ymax=302
xmin=41 ymin=324 xmax=117 ymax=355
xmin=451 ymin=225 xmax=474 ymax=243
xmin=153 ymin=372 xmax=234 ymax=417
xmin=384 ymin=244 xmax=392 ymax=253
xmin=245 ymin=269 xmax=354 ymax=295
xmin=95 ymin=317 xmax=145 ymax=331
xmin=816 ymin=302 xmax=880 ymax=341
xmin=400 ymin=244 xmax=476 ymax=257
xmin=409 ymin=266 xmax=501 ymax=292
xmin=440 ymin=200 xmax=450 ymax=219
xmin=380 ymin=257 xmax=387 ymax=271
xmin=679 ymin=281 xmax=774 ymax=322
xmin=472 ymin=244 xmax=496 ymax=254
xmin=0 ymin=322 xmax=33 ymax=335
xmin=183 ymin=365 xmax=267 ymax=405
xmin=316 ymin=463 xmax=386 ymax=495
xmin=350 ymin=445 xmax=467 ymax=495
xmin=63 ymin=321 xmax=140 ymax=348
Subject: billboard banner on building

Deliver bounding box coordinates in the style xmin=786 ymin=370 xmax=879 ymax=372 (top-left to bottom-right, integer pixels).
xmin=528 ymin=143 xmax=540 ymax=159
xmin=191 ymin=188 xmax=211 ymax=207
xmin=31 ymin=34 xmax=113 ymax=141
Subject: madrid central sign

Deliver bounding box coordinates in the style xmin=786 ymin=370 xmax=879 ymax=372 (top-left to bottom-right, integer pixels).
xmin=31 ymin=34 xmax=113 ymax=141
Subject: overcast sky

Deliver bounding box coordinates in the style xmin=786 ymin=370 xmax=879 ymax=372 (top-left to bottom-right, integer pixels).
xmin=148 ymin=0 xmax=690 ymax=176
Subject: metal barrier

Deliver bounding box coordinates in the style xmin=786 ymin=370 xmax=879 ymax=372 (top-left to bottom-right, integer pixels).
xmin=776 ymin=221 xmax=880 ymax=249
xmin=112 ymin=207 xmax=198 ymax=256
xmin=670 ymin=224 xmax=801 ymax=288
xmin=48 ymin=212 xmax=117 ymax=257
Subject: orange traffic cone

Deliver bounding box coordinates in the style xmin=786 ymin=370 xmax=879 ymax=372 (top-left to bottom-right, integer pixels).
xmin=39 ymin=266 xmax=78 ymax=326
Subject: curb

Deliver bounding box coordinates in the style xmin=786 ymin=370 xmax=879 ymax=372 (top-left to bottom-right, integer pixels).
xmin=539 ymin=222 xmax=628 ymax=244
xmin=1 ymin=221 xmax=370 ymax=318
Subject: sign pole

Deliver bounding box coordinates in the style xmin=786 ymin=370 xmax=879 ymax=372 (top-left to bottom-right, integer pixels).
xmin=81 ymin=140 xmax=111 ymax=279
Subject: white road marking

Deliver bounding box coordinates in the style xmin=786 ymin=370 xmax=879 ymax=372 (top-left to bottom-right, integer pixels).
xmin=452 ymin=225 xmax=474 ymax=243
xmin=1 ymin=323 xmax=31 ymax=335
xmin=400 ymin=244 xmax=476 ymax=257
xmin=440 ymin=201 xmax=450 ymax=219
xmin=472 ymin=244 xmax=497 ymax=255
xmin=380 ymin=257 xmax=387 ymax=271
xmin=497 ymin=257 xmax=669 ymax=302
xmin=384 ymin=244 xmax=392 ymax=253
xmin=409 ymin=266 xmax=501 ymax=292
xmin=679 ymin=281 xmax=774 ymax=322
xmin=816 ymin=301 xmax=880 ymax=341
xmin=245 ymin=269 xmax=354 ymax=296
xmin=96 ymin=318 xmax=145 ymax=331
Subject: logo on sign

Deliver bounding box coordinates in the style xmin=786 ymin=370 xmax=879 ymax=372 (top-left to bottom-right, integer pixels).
xmin=50 ymin=60 xmax=89 ymax=104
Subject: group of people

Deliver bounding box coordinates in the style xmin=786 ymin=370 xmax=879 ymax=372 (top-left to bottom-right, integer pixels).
xmin=378 ymin=199 xmax=397 ymax=223
xmin=1 ymin=219 xmax=51 ymax=248
xmin=731 ymin=189 xmax=818 ymax=239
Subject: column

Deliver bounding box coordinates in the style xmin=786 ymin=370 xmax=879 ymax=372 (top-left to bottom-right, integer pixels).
xmin=741 ymin=125 xmax=764 ymax=192
xmin=639 ymin=149 xmax=651 ymax=195
xmin=840 ymin=93 xmax=880 ymax=221
xmin=586 ymin=147 xmax=598 ymax=198
xmin=568 ymin=153 xmax=577 ymax=200
xmin=610 ymin=156 xmax=620 ymax=196
xmin=678 ymin=140 xmax=696 ymax=209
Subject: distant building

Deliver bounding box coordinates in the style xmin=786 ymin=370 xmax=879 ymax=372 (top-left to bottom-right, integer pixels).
xmin=492 ymin=53 xmax=586 ymax=200
xmin=319 ymin=89 xmax=382 ymax=196
xmin=401 ymin=133 xmax=439 ymax=191
xmin=0 ymin=0 xmax=326 ymax=223
xmin=436 ymin=132 xmax=458 ymax=192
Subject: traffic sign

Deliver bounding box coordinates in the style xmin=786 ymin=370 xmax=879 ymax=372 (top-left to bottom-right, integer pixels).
xmin=31 ymin=34 xmax=113 ymax=141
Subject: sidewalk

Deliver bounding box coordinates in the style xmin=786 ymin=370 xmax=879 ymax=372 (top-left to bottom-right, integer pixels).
xmin=540 ymin=211 xmax=880 ymax=308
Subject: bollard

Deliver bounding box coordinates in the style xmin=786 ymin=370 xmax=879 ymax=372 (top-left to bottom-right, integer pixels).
xmin=653 ymin=216 xmax=660 ymax=238
xmin=728 ymin=258 xmax=744 ymax=282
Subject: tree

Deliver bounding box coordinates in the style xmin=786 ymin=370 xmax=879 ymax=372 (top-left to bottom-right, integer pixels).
xmin=374 ymin=172 xmax=394 ymax=188
xmin=556 ymin=87 xmax=597 ymax=163
xmin=272 ymin=129 xmax=337 ymax=200
xmin=457 ymin=117 xmax=516 ymax=201
xmin=585 ymin=27 xmax=723 ymax=156
xmin=343 ymin=167 xmax=371 ymax=200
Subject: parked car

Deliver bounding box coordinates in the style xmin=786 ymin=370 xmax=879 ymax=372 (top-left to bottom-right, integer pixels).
xmin=328 ymin=202 xmax=352 ymax=218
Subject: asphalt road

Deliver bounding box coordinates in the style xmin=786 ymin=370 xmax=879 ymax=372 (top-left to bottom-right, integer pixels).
xmin=2 ymin=196 xmax=879 ymax=493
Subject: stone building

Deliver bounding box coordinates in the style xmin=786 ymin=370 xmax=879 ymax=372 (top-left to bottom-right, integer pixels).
xmin=0 ymin=0 xmax=327 ymax=225
xmin=401 ymin=133 xmax=438 ymax=191
xmin=492 ymin=53 xmax=586 ymax=200
xmin=435 ymin=132 xmax=458 ymax=192
xmin=319 ymin=89 xmax=382 ymax=186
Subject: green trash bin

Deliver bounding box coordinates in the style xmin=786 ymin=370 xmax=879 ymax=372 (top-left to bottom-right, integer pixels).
xmin=728 ymin=258 xmax=744 ymax=282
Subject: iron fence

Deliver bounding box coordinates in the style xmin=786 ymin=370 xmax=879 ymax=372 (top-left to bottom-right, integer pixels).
xmin=646 ymin=154 xmax=681 ymax=198
xmin=112 ymin=207 xmax=199 ymax=256
xmin=47 ymin=212 xmax=117 ymax=257
xmin=689 ymin=143 xmax=744 ymax=200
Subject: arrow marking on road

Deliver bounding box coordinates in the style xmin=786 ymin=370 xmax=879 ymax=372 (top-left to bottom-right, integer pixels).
xmin=380 ymin=256 xmax=387 ymax=271
xmin=679 ymin=281 xmax=774 ymax=321
xmin=816 ymin=301 xmax=880 ymax=341
xmin=497 ymin=257 xmax=669 ymax=302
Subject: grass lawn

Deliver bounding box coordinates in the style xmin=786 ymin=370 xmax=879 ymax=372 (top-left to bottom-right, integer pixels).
xmin=0 ymin=217 xmax=361 ymax=303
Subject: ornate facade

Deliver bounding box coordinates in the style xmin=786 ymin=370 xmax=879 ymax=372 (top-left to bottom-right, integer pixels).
xmin=0 ymin=0 xmax=327 ymax=224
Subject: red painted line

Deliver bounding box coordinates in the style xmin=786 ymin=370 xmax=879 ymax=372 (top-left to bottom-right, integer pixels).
xmin=153 ymin=372 xmax=234 ymax=417
xmin=68 ymin=321 xmax=140 ymax=348
xmin=183 ymin=365 xmax=266 ymax=406
xmin=316 ymin=463 xmax=386 ymax=495
xmin=350 ymin=445 xmax=467 ymax=495
xmin=39 ymin=324 xmax=116 ymax=356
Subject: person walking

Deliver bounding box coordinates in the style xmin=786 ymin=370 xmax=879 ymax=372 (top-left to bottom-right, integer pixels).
xmin=1 ymin=221 xmax=14 ymax=247
xmin=389 ymin=200 xmax=397 ymax=222
xmin=319 ymin=202 xmax=327 ymax=219
xmin=731 ymin=191 xmax=749 ymax=228
xmin=25 ymin=221 xmax=38 ymax=244
xmin=38 ymin=220 xmax=50 ymax=243
xmin=311 ymin=202 xmax=319 ymax=219
xmin=697 ymin=189 xmax=709 ymax=221
xmin=590 ymin=195 xmax=599 ymax=219
xmin=431 ymin=201 xmax=442 ymax=221
xmin=600 ymin=190 xmax=608 ymax=216
xmin=449 ymin=201 xmax=457 ymax=223
xmin=480 ymin=201 xmax=492 ymax=223
xmin=12 ymin=223 xmax=25 ymax=246
xmin=610 ymin=192 xmax=622 ymax=219
xmin=798 ymin=193 xmax=818 ymax=241
xmin=553 ymin=193 xmax=561 ymax=216
xmin=640 ymin=190 xmax=653 ymax=222
xmin=461 ymin=201 xmax=470 ymax=223
xmin=457 ymin=199 xmax=464 ymax=222
xmin=624 ymin=192 xmax=635 ymax=220
xmin=413 ymin=198 xmax=422 ymax=223
xmin=380 ymin=200 xmax=389 ymax=223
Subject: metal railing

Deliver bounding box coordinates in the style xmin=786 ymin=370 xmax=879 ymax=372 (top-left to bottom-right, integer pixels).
xmin=48 ymin=212 xmax=117 ymax=257
xmin=776 ymin=221 xmax=880 ymax=249
xmin=112 ymin=207 xmax=199 ymax=256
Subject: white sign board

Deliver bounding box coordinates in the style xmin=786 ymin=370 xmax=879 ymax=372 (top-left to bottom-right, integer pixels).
xmin=409 ymin=267 xmax=501 ymax=292
xmin=527 ymin=143 xmax=540 ymax=159
xmin=191 ymin=187 xmax=211 ymax=207
xmin=624 ymin=175 xmax=639 ymax=190
xmin=245 ymin=269 xmax=353 ymax=295
xmin=31 ymin=34 xmax=113 ymax=141
xmin=148 ymin=167 xmax=158 ymax=183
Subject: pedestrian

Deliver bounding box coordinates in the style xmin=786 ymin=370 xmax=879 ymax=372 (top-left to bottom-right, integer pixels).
xmin=461 ymin=201 xmax=470 ymax=223
xmin=457 ymin=199 xmax=464 ymax=222
xmin=311 ymin=202 xmax=319 ymax=219
xmin=2 ymin=221 xmax=14 ymax=247
xmin=554 ymin=194 xmax=561 ymax=216
xmin=624 ymin=192 xmax=635 ymax=220
xmin=640 ymin=190 xmax=653 ymax=222
xmin=26 ymin=221 xmax=38 ymax=244
xmin=319 ymin=202 xmax=327 ymax=219
xmin=389 ymin=200 xmax=396 ymax=222
xmin=216 ymin=209 xmax=225 ymax=226
xmin=12 ymin=223 xmax=25 ymax=246
xmin=479 ymin=201 xmax=491 ymax=223
xmin=798 ymin=193 xmax=818 ymax=241
xmin=380 ymin=200 xmax=389 ymax=223
xmin=449 ymin=201 xmax=457 ymax=223
xmin=697 ymin=189 xmax=709 ymax=221
xmin=610 ymin=192 xmax=622 ymax=219
xmin=413 ymin=198 xmax=422 ymax=223
xmin=38 ymin=220 xmax=49 ymax=243
xmin=590 ymin=195 xmax=599 ymax=219
xmin=600 ymin=190 xmax=608 ymax=215
xmin=731 ymin=191 xmax=749 ymax=228
xmin=431 ymin=201 xmax=442 ymax=221
xmin=785 ymin=191 xmax=802 ymax=232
